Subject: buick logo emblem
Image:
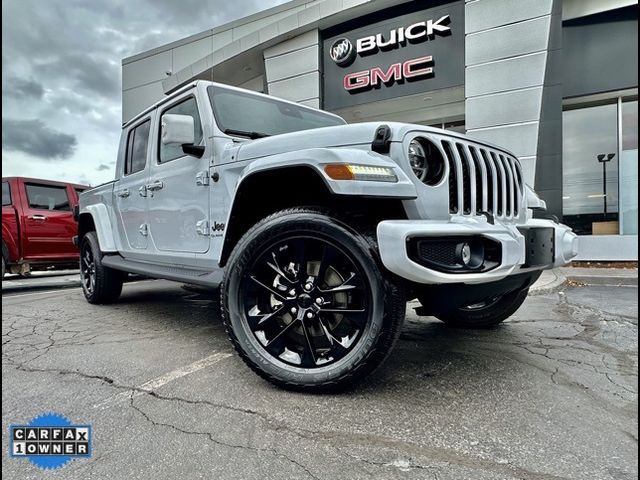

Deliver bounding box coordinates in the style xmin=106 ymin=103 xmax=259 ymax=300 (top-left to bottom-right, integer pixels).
xmin=329 ymin=38 xmax=356 ymax=67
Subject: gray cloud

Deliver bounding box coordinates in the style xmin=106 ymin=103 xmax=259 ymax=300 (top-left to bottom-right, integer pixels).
xmin=5 ymin=76 xmax=44 ymax=99
xmin=2 ymin=118 xmax=77 ymax=159
xmin=96 ymin=164 xmax=111 ymax=171
xmin=46 ymin=91 xmax=93 ymax=115
xmin=2 ymin=0 xmax=287 ymax=100
xmin=77 ymin=175 xmax=92 ymax=187
xmin=37 ymin=54 xmax=121 ymax=98
xmin=136 ymin=0 xmax=223 ymax=28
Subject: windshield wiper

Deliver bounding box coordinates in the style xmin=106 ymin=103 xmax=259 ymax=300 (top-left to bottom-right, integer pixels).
xmin=224 ymin=128 xmax=270 ymax=139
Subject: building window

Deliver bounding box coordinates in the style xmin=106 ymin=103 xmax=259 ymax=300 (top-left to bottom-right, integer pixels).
xmin=620 ymin=99 xmax=638 ymax=235
xmin=563 ymin=95 xmax=638 ymax=236
xmin=563 ymin=103 xmax=618 ymax=235
xmin=428 ymin=120 xmax=465 ymax=133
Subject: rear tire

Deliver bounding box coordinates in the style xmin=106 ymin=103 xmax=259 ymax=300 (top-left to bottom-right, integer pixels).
xmin=434 ymin=288 xmax=529 ymax=329
xmin=221 ymin=208 xmax=406 ymax=392
xmin=80 ymin=232 xmax=124 ymax=304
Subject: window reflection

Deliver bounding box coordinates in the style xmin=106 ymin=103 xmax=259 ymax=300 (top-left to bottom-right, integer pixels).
xmin=563 ymin=103 xmax=619 ymax=235
xmin=620 ymin=100 xmax=638 ymax=235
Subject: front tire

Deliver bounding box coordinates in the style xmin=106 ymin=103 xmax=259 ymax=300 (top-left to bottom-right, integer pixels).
xmin=80 ymin=232 xmax=124 ymax=304
xmin=434 ymin=288 xmax=529 ymax=329
xmin=221 ymin=208 xmax=406 ymax=392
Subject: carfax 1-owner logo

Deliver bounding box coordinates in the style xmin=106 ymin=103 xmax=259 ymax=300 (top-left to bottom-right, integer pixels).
xmin=9 ymin=413 xmax=92 ymax=470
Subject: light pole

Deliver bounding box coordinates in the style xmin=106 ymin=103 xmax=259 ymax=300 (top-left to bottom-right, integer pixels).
xmin=597 ymin=153 xmax=615 ymax=220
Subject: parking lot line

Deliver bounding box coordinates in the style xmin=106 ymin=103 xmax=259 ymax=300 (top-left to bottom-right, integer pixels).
xmin=94 ymin=352 xmax=233 ymax=410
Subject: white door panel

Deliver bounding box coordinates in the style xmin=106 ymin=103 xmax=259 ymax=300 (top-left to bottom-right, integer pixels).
xmin=148 ymin=159 xmax=210 ymax=253
xmin=115 ymin=172 xmax=148 ymax=250
xmin=114 ymin=118 xmax=152 ymax=253
xmin=148 ymin=95 xmax=210 ymax=254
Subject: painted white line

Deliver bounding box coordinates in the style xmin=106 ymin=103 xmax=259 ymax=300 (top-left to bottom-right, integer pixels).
xmin=94 ymin=352 xmax=232 ymax=409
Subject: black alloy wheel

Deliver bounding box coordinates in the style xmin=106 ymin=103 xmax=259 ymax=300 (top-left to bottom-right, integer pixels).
xmin=241 ymin=236 xmax=369 ymax=369
xmin=80 ymin=242 xmax=96 ymax=296
xmin=80 ymin=232 xmax=124 ymax=304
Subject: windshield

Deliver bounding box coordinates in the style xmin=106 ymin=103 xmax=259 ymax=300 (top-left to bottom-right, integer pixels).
xmin=208 ymin=85 xmax=345 ymax=138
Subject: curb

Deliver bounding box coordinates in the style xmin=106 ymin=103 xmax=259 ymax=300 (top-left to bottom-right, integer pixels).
xmin=529 ymin=269 xmax=567 ymax=296
xmin=529 ymin=268 xmax=639 ymax=295
xmin=563 ymin=274 xmax=638 ymax=287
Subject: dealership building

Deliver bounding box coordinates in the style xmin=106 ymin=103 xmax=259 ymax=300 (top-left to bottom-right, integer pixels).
xmin=122 ymin=0 xmax=638 ymax=260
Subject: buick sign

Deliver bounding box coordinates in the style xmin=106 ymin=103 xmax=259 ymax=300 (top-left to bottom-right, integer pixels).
xmin=322 ymin=2 xmax=464 ymax=110
xmin=331 ymin=15 xmax=451 ymax=69
xmin=355 ymin=15 xmax=451 ymax=55
xmin=328 ymin=14 xmax=452 ymax=91
xmin=329 ymin=38 xmax=356 ymax=67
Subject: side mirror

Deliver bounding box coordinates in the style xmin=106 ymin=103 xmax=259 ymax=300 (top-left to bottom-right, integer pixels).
xmin=161 ymin=114 xmax=195 ymax=145
xmin=160 ymin=114 xmax=204 ymax=158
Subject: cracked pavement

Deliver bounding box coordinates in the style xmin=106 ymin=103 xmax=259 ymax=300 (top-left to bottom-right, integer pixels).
xmin=2 ymin=280 xmax=637 ymax=479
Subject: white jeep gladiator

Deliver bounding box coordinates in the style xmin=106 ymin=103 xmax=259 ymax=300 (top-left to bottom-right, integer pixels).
xmin=78 ymin=80 xmax=578 ymax=391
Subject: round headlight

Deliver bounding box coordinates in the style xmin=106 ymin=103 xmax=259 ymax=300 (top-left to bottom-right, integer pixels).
xmin=407 ymin=137 xmax=446 ymax=186
xmin=408 ymin=139 xmax=428 ymax=181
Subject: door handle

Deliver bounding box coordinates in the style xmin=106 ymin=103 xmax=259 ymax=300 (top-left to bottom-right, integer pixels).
xmin=117 ymin=188 xmax=130 ymax=198
xmin=146 ymin=180 xmax=164 ymax=191
xmin=139 ymin=185 xmax=148 ymax=197
xmin=28 ymin=214 xmax=48 ymax=221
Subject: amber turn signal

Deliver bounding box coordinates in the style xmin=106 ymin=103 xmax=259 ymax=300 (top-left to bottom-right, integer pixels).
xmin=324 ymin=164 xmax=397 ymax=182
xmin=324 ymin=164 xmax=354 ymax=180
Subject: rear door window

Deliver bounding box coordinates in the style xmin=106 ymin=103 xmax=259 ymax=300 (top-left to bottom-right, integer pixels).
xmin=125 ymin=120 xmax=151 ymax=175
xmin=2 ymin=182 xmax=11 ymax=206
xmin=25 ymin=184 xmax=71 ymax=211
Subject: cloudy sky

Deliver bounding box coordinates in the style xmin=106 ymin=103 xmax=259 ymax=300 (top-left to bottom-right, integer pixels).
xmin=2 ymin=0 xmax=286 ymax=186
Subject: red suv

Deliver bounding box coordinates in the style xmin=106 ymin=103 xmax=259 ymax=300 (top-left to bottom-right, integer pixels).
xmin=2 ymin=177 xmax=89 ymax=280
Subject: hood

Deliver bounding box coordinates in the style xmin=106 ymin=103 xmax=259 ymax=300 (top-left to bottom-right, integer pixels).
xmin=233 ymin=121 xmax=514 ymax=162
xmin=235 ymin=122 xmax=405 ymax=162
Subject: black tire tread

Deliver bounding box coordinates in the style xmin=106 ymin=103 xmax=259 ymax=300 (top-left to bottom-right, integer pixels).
xmin=81 ymin=232 xmax=124 ymax=304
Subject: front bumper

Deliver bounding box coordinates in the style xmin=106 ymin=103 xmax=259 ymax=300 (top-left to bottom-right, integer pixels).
xmin=377 ymin=216 xmax=578 ymax=285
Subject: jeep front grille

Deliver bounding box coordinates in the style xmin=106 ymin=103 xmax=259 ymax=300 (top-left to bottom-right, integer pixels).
xmin=441 ymin=140 xmax=523 ymax=219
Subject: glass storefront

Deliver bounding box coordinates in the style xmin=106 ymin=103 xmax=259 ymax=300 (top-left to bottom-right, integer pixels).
xmin=620 ymin=100 xmax=638 ymax=235
xmin=562 ymin=96 xmax=638 ymax=236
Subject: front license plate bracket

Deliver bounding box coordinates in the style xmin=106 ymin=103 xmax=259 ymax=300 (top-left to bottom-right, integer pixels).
xmin=519 ymin=227 xmax=555 ymax=267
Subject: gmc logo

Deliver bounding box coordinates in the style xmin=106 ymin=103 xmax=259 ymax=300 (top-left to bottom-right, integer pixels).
xmin=344 ymin=56 xmax=433 ymax=91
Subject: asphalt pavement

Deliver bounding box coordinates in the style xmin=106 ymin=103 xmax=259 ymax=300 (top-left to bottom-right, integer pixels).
xmin=2 ymin=278 xmax=637 ymax=479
